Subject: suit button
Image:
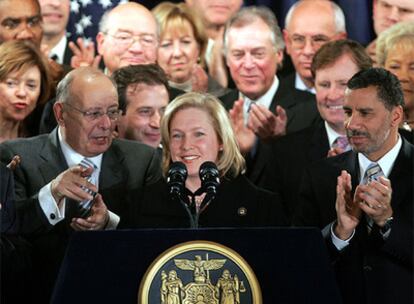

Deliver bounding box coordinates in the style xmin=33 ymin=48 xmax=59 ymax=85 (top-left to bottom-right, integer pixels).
xmin=50 ymin=213 xmax=56 ymax=220
xmin=238 ymin=207 xmax=247 ymax=216
xmin=363 ymin=265 xmax=372 ymax=272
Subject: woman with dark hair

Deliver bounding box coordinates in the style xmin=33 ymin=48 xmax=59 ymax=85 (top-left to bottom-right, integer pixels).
xmin=0 ymin=40 xmax=51 ymax=142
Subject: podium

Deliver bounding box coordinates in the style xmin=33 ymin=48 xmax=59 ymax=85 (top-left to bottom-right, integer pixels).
xmin=51 ymin=227 xmax=341 ymax=303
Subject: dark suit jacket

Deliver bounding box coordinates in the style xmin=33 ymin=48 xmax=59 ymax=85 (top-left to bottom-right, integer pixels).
xmin=0 ymin=128 xmax=162 ymax=302
xmin=122 ymin=174 xmax=287 ymax=229
xmin=1 ymin=163 xmax=34 ymax=303
xmin=262 ymin=118 xmax=330 ymax=221
xmin=293 ymin=139 xmax=413 ymax=304
xmin=219 ymin=77 xmax=320 ymax=187
xmin=61 ymin=40 xmax=73 ymax=66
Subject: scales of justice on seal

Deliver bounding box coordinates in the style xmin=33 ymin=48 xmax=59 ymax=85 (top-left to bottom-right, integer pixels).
xmin=138 ymin=240 xmax=262 ymax=304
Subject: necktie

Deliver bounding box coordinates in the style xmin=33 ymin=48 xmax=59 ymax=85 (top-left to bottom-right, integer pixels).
xmin=332 ymin=136 xmax=350 ymax=151
xmin=362 ymin=162 xmax=384 ymax=233
xmin=78 ymin=158 xmax=97 ymax=217
xmin=363 ymin=162 xmax=383 ymax=185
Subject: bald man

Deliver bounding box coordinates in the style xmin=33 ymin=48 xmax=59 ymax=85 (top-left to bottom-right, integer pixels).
xmin=96 ymin=2 xmax=158 ymax=75
xmin=0 ymin=67 xmax=161 ymax=301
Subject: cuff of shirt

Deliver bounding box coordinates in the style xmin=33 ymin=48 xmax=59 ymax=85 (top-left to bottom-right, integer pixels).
xmin=331 ymin=222 xmax=355 ymax=251
xmin=38 ymin=182 xmax=65 ymax=225
xmin=105 ymin=210 xmax=120 ymax=230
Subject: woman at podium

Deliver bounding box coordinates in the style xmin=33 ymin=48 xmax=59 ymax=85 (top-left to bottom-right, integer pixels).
xmin=121 ymin=92 xmax=286 ymax=228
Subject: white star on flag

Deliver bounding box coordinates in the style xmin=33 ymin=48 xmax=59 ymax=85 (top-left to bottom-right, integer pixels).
xmin=70 ymin=1 xmax=80 ymax=14
xmin=80 ymin=15 xmax=92 ymax=28
xmin=75 ymin=23 xmax=84 ymax=35
xmin=99 ymin=0 xmax=113 ymax=9
xmin=80 ymin=0 xmax=92 ymax=7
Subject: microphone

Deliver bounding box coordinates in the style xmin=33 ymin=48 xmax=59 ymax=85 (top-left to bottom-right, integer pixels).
xmin=199 ymin=161 xmax=220 ymax=196
xmin=167 ymin=161 xmax=187 ymax=199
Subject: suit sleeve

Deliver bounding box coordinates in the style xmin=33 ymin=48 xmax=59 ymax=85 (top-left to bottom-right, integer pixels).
xmin=0 ymin=143 xmax=53 ymax=235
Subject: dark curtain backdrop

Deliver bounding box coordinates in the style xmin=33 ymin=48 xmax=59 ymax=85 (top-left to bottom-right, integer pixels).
xmin=67 ymin=0 xmax=374 ymax=47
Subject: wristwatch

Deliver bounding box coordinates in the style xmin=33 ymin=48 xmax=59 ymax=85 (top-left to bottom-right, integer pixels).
xmin=379 ymin=217 xmax=393 ymax=235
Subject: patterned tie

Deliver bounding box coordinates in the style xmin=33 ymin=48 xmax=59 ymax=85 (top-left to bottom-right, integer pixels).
xmin=362 ymin=162 xmax=384 ymax=233
xmin=333 ymin=136 xmax=350 ymax=151
xmin=78 ymin=158 xmax=97 ymax=217
xmin=363 ymin=162 xmax=383 ymax=185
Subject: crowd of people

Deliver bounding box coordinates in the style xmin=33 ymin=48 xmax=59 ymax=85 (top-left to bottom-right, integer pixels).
xmin=0 ymin=0 xmax=413 ymax=303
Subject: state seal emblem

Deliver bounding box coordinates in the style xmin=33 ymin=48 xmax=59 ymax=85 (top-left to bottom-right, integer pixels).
xmin=138 ymin=240 xmax=262 ymax=304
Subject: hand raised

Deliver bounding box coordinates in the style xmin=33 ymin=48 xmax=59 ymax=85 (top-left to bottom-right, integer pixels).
xmin=69 ymin=38 xmax=102 ymax=69
xmin=50 ymin=166 xmax=97 ymax=204
xmin=229 ymin=99 xmax=256 ymax=154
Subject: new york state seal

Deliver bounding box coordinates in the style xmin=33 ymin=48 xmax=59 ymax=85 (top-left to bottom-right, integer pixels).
xmin=138 ymin=241 xmax=262 ymax=304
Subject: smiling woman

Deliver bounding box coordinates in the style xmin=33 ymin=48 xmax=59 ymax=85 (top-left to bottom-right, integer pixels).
xmin=0 ymin=40 xmax=51 ymax=143
xmin=376 ymin=21 xmax=414 ymax=135
xmin=153 ymin=2 xmax=229 ymax=97
xmin=120 ymin=92 xmax=287 ymax=229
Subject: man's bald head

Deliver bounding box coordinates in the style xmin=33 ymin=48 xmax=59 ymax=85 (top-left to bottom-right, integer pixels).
xmin=96 ymin=2 xmax=159 ymax=75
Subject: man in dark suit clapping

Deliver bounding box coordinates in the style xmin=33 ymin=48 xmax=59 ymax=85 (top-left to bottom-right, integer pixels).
xmin=295 ymin=68 xmax=413 ymax=304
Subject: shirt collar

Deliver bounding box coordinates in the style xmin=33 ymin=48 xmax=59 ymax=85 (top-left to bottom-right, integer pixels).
xmin=49 ymin=35 xmax=67 ymax=65
xmin=358 ymin=135 xmax=402 ymax=182
xmin=58 ymin=127 xmax=103 ymax=170
xmin=324 ymin=121 xmax=345 ymax=148
xmin=241 ymin=76 xmax=280 ymax=119
xmin=295 ymin=72 xmax=316 ymax=94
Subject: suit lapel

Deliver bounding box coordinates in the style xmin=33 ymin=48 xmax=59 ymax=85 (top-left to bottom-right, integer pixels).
xmin=99 ymin=144 xmax=124 ymax=190
xmin=308 ymin=120 xmax=330 ymax=162
xmin=388 ymin=139 xmax=413 ymax=210
xmin=38 ymin=129 xmax=68 ymax=184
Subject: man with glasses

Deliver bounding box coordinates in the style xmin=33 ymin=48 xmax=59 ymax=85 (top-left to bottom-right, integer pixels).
xmin=0 ymin=67 xmax=162 ymax=302
xmin=96 ymin=1 xmax=158 ymax=76
xmin=283 ymin=0 xmax=347 ymax=93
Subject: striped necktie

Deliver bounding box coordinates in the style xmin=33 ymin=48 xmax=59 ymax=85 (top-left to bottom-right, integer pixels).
xmin=362 ymin=162 xmax=384 ymax=233
xmin=78 ymin=158 xmax=97 ymax=217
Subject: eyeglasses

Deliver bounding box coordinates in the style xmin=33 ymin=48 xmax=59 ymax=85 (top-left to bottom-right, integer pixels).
xmin=106 ymin=32 xmax=158 ymax=49
xmin=65 ymin=103 xmax=122 ymax=122
xmin=290 ymin=34 xmax=331 ymax=50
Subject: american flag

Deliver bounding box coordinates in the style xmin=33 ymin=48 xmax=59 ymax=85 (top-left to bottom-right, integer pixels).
xmin=67 ymin=0 xmax=127 ymax=45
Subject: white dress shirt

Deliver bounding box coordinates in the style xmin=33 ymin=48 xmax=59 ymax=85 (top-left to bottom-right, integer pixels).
xmin=241 ymin=76 xmax=280 ymax=124
xmin=49 ymin=35 xmax=67 ymax=65
xmin=295 ymin=72 xmax=316 ymax=94
xmin=331 ymin=136 xmax=402 ymax=250
xmin=38 ymin=127 xmax=119 ymax=228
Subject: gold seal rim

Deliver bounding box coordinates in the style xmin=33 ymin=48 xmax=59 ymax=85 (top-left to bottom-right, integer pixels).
xmin=138 ymin=240 xmax=262 ymax=304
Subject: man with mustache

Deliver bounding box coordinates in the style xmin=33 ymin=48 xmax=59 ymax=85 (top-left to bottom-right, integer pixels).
xmin=263 ymin=39 xmax=372 ymax=221
xmin=294 ymin=68 xmax=413 ymax=304
xmin=0 ymin=67 xmax=162 ymax=302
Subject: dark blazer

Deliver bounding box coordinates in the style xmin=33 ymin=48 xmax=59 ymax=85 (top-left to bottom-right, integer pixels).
xmin=262 ymin=118 xmax=330 ymax=221
xmin=1 ymin=163 xmax=17 ymax=233
xmin=122 ymin=174 xmax=287 ymax=229
xmin=0 ymin=128 xmax=162 ymax=302
xmin=1 ymin=163 xmax=34 ymax=303
xmin=293 ymin=139 xmax=413 ymax=304
xmin=62 ymin=40 xmax=74 ymax=66
xmin=219 ymin=77 xmax=320 ymax=187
